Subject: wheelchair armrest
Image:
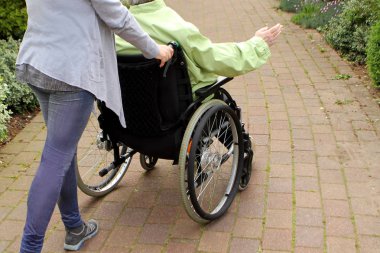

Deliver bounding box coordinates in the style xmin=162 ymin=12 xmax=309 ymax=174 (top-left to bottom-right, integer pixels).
xmin=195 ymin=76 xmax=233 ymax=99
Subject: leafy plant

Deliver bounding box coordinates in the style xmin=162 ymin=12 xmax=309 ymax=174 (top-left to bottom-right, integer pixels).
xmin=0 ymin=77 xmax=11 ymax=142
xmin=334 ymin=73 xmax=352 ymax=80
xmin=0 ymin=38 xmax=38 ymax=114
xmin=366 ymin=21 xmax=380 ymax=87
xmin=323 ymin=0 xmax=380 ymax=64
xmin=279 ymin=0 xmax=304 ymax=13
xmin=291 ymin=0 xmax=345 ymax=29
xmin=0 ymin=0 xmax=27 ymax=40
xmin=291 ymin=3 xmax=322 ymax=28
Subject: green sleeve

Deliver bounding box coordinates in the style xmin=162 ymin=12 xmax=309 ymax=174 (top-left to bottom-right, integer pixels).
xmin=183 ymin=27 xmax=271 ymax=77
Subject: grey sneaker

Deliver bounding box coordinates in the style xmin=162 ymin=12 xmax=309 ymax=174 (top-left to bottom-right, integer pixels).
xmin=64 ymin=219 xmax=98 ymax=251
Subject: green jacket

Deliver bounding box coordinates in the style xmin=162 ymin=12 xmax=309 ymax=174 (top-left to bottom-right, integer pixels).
xmin=116 ymin=0 xmax=271 ymax=93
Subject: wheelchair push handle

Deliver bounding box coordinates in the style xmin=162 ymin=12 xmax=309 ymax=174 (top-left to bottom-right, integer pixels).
xmin=167 ymin=41 xmax=179 ymax=49
xmin=163 ymin=41 xmax=180 ymax=77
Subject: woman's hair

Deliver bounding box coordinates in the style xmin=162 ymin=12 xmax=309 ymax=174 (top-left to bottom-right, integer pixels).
xmin=129 ymin=0 xmax=154 ymax=5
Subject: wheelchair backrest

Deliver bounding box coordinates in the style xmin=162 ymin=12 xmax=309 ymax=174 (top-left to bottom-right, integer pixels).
xmin=117 ymin=45 xmax=192 ymax=137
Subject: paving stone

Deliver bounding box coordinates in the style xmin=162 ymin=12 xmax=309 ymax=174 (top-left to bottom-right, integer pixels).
xmin=294 ymin=247 xmax=323 ymax=253
xmin=138 ymin=224 xmax=170 ymax=245
xmin=230 ymin=238 xmax=260 ymax=253
xmin=198 ymin=231 xmax=230 ymax=253
xmin=326 ymin=237 xmax=356 ymax=253
xmin=262 ymin=228 xmax=292 ymax=251
xmin=267 ymin=193 xmax=292 ymax=210
xmin=93 ymin=201 xmax=125 ymax=222
xmin=0 ymin=220 xmax=24 ymax=241
xmin=117 ymin=207 xmax=150 ymax=227
xmin=265 ymin=209 xmax=292 ymax=229
xmin=205 ymin=211 xmax=236 ymax=232
xmin=294 ymin=163 xmax=318 ymax=177
xmin=296 ymin=208 xmax=323 ymax=227
xmin=233 ymin=217 xmax=262 ymax=238
xmin=166 ymin=241 xmax=197 ymax=253
xmin=321 ymin=183 xmax=347 ymax=200
xmin=296 ymin=191 xmax=321 ymax=208
xmin=296 ymin=226 xmax=324 ymax=248
xmin=130 ymin=244 xmax=163 ymax=253
xmin=270 ymin=164 xmax=292 ymax=178
xmin=359 ymin=235 xmax=380 ymax=253
xmin=355 ymin=215 xmax=380 ymax=236
xmin=105 ymin=226 xmax=140 ymax=247
xmin=0 ymin=190 xmax=26 ymax=207
xmin=325 ymin=217 xmax=355 ymax=238
xmin=171 ymin=219 xmax=202 ymax=240
xmin=295 ymin=176 xmax=319 ymax=192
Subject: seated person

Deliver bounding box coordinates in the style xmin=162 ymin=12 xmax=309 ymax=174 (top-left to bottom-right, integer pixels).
xmin=116 ymin=0 xmax=282 ymax=93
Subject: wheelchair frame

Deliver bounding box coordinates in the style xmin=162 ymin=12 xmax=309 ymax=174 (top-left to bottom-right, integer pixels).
xmin=76 ymin=44 xmax=254 ymax=223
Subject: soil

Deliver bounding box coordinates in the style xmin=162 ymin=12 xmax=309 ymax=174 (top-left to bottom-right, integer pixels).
xmin=351 ymin=64 xmax=380 ymax=105
xmin=0 ymin=108 xmax=40 ymax=148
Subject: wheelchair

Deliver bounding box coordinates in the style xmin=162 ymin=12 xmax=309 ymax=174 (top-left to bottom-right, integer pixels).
xmin=76 ymin=43 xmax=254 ymax=223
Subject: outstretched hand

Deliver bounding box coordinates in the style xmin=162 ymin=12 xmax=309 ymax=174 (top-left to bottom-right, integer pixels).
xmin=155 ymin=45 xmax=174 ymax=67
xmin=254 ymin=23 xmax=283 ymax=46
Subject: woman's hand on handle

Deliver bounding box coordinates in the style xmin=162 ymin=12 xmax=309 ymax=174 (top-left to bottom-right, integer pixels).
xmin=156 ymin=45 xmax=174 ymax=67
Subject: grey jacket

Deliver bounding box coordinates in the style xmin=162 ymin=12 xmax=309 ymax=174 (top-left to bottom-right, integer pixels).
xmin=16 ymin=0 xmax=159 ymax=127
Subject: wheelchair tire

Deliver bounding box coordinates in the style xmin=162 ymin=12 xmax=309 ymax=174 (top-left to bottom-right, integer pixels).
xmin=179 ymin=100 xmax=243 ymax=223
xmin=239 ymin=134 xmax=254 ymax=191
xmin=139 ymin=154 xmax=158 ymax=171
xmin=76 ymin=104 xmax=132 ymax=197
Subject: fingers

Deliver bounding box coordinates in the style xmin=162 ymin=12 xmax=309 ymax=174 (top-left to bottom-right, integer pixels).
xmin=264 ymin=23 xmax=283 ymax=46
xmin=254 ymin=23 xmax=283 ymax=46
xmin=156 ymin=45 xmax=174 ymax=67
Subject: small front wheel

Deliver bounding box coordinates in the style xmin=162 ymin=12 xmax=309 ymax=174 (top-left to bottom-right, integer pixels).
xmin=139 ymin=154 xmax=158 ymax=171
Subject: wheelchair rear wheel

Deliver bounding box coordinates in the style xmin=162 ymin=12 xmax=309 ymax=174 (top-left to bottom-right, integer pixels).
xmin=179 ymin=100 xmax=243 ymax=223
xmin=76 ymin=104 xmax=132 ymax=197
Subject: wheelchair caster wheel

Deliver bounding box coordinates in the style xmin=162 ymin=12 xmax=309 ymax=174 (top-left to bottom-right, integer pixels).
xmin=239 ymin=134 xmax=254 ymax=191
xmin=239 ymin=149 xmax=253 ymax=191
xmin=140 ymin=154 xmax=158 ymax=171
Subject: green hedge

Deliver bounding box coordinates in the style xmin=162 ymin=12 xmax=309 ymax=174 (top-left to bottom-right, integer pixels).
xmin=0 ymin=38 xmax=39 ymax=142
xmin=367 ymin=22 xmax=380 ymax=87
xmin=0 ymin=77 xmax=11 ymax=142
xmin=0 ymin=0 xmax=27 ymax=40
xmin=324 ymin=0 xmax=380 ymax=64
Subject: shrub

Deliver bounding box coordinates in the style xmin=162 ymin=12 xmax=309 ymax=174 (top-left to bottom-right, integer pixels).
xmin=367 ymin=22 xmax=380 ymax=87
xmin=323 ymin=0 xmax=380 ymax=64
xmin=291 ymin=1 xmax=345 ymax=29
xmin=0 ymin=38 xmax=38 ymax=114
xmin=0 ymin=77 xmax=11 ymax=142
xmin=0 ymin=0 xmax=27 ymax=40
xmin=279 ymin=0 xmax=303 ymax=12
xmin=291 ymin=3 xmax=322 ymax=28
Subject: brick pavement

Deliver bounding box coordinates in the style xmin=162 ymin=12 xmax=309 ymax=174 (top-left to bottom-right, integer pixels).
xmin=1 ymin=0 xmax=379 ymax=252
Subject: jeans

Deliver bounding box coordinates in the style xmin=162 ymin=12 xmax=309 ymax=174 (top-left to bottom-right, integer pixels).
xmin=20 ymin=86 xmax=94 ymax=253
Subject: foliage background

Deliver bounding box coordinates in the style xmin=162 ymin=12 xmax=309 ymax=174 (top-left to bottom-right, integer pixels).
xmin=366 ymin=22 xmax=380 ymax=87
xmin=0 ymin=0 xmax=27 ymax=40
xmin=279 ymin=0 xmax=380 ymax=87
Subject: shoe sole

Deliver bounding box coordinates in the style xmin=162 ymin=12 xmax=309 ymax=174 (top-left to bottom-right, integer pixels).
xmin=63 ymin=225 xmax=99 ymax=251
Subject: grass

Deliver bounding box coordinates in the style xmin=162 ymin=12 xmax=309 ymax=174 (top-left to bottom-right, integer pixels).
xmin=334 ymin=74 xmax=352 ymax=80
xmin=335 ymin=99 xmax=354 ymax=105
